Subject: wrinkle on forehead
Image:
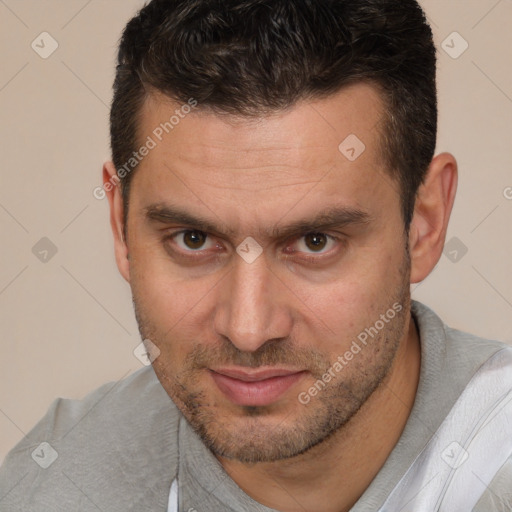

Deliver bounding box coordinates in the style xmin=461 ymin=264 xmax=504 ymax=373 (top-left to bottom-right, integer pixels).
xmin=131 ymin=82 xmax=394 ymax=231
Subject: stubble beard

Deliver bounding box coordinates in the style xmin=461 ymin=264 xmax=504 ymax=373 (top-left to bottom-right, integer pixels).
xmin=132 ymin=251 xmax=412 ymax=464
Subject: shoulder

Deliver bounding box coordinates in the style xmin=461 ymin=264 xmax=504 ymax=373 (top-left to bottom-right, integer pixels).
xmin=411 ymin=300 xmax=512 ymax=429
xmin=473 ymin=455 xmax=512 ymax=511
xmin=0 ymin=367 xmax=180 ymax=511
xmin=411 ymin=300 xmax=511 ymax=377
xmin=412 ymin=301 xmax=512 ymax=506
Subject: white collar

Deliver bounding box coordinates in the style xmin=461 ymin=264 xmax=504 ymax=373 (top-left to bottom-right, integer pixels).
xmin=167 ymin=478 xmax=178 ymax=512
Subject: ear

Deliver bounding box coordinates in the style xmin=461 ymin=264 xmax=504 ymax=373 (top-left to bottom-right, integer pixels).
xmin=409 ymin=152 xmax=458 ymax=284
xmin=103 ymin=161 xmax=130 ymax=283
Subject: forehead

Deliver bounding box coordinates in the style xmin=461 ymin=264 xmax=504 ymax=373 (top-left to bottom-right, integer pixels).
xmin=130 ymin=82 xmax=398 ymax=233
xmin=139 ymin=82 xmax=385 ymax=164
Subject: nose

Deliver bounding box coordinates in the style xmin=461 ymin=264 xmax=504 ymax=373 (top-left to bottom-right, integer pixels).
xmin=213 ymin=253 xmax=293 ymax=352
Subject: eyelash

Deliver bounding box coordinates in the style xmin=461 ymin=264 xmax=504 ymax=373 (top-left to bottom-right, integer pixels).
xmin=163 ymin=230 xmax=343 ymax=263
xmin=163 ymin=230 xmax=221 ymax=261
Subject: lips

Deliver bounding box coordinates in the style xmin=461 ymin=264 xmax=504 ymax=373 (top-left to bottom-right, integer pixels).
xmin=209 ymin=367 xmax=306 ymax=406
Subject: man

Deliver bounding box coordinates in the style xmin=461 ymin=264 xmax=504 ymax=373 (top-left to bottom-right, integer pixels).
xmin=1 ymin=0 xmax=511 ymax=510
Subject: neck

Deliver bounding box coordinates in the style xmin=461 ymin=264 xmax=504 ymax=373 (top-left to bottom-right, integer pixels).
xmin=217 ymin=313 xmax=421 ymax=512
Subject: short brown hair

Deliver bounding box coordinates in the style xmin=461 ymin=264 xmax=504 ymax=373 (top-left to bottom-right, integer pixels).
xmin=110 ymin=0 xmax=437 ymax=229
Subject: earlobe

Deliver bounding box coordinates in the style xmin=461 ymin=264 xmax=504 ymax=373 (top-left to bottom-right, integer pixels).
xmin=103 ymin=161 xmax=131 ymax=283
xmin=409 ymin=153 xmax=458 ymax=284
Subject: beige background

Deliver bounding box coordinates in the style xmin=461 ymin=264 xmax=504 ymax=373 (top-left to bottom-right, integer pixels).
xmin=1 ymin=0 xmax=511 ymax=463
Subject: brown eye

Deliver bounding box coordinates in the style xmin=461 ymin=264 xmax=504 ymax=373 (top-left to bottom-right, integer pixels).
xmin=166 ymin=229 xmax=220 ymax=259
xmin=287 ymin=232 xmax=339 ymax=257
xmin=304 ymin=233 xmax=328 ymax=252
xmin=182 ymin=230 xmax=208 ymax=250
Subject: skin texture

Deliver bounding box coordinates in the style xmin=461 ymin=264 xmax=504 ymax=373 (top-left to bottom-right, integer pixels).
xmin=104 ymin=82 xmax=458 ymax=512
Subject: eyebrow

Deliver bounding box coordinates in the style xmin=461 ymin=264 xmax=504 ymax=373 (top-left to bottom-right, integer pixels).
xmin=144 ymin=203 xmax=372 ymax=240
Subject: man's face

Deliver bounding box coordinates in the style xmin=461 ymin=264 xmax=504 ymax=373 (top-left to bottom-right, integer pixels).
xmin=124 ymin=83 xmax=411 ymax=463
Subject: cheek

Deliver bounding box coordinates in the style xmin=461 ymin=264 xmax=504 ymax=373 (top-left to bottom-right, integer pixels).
xmin=298 ymin=250 xmax=404 ymax=346
xmin=133 ymin=269 xmax=215 ymax=378
xmin=130 ymin=240 xmax=202 ymax=314
xmin=129 ymin=261 xmax=213 ymax=360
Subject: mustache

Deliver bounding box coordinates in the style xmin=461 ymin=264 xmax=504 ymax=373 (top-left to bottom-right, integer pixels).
xmin=184 ymin=337 xmax=331 ymax=377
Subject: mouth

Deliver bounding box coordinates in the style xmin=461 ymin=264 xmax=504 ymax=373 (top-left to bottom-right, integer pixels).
xmin=209 ymin=367 xmax=307 ymax=406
